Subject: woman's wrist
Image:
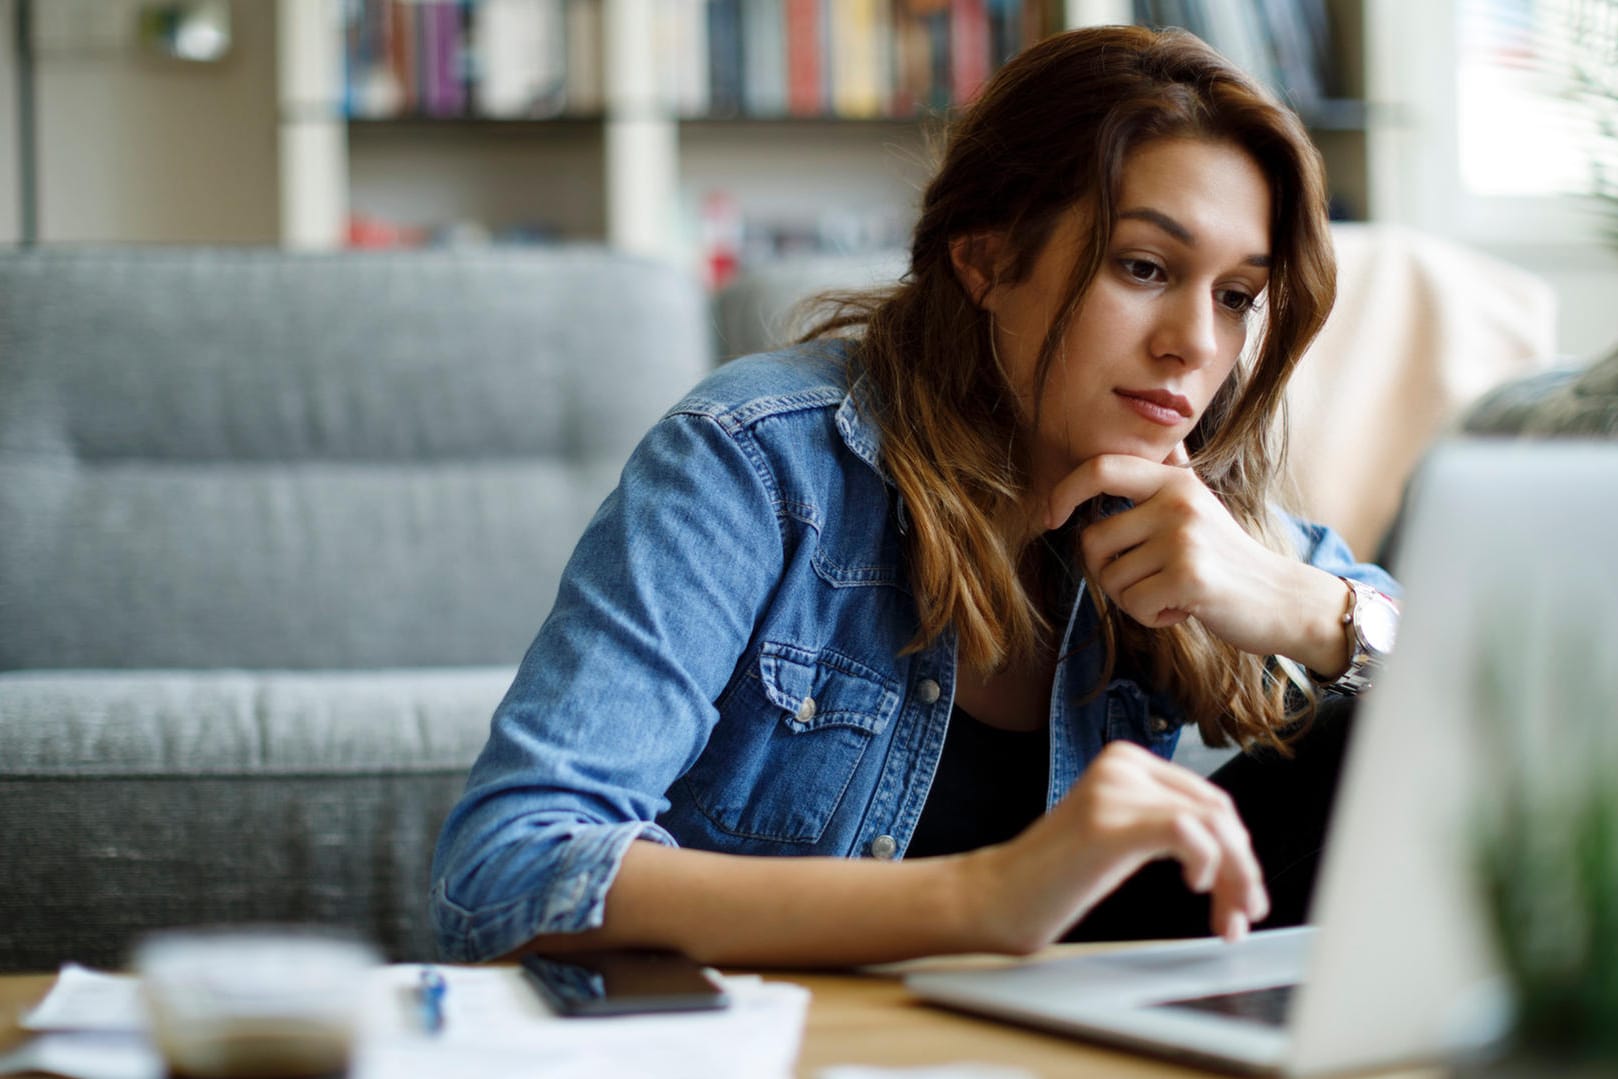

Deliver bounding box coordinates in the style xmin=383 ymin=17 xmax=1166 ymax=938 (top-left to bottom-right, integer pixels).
xmin=1278 ymin=565 xmax=1356 ymax=678
xmin=947 ymin=841 xmax=1049 ymax=956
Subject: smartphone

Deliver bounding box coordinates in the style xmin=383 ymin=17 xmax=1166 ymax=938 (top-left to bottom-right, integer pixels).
xmin=519 ymin=949 xmax=731 ymax=1017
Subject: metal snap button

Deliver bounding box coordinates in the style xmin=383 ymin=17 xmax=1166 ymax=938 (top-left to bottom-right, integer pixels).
xmin=869 ymin=834 xmax=898 ymax=860
xmin=795 ymin=696 xmax=817 ymax=723
xmin=1150 ymin=716 xmax=1173 ymax=736
xmin=916 ymin=678 xmax=941 ymax=705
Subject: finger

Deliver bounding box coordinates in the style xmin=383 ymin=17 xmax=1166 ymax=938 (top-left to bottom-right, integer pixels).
xmin=1093 ymin=537 xmax=1168 ymax=603
xmin=1166 ymin=810 xmax=1222 ymax=894
xmin=1091 ymin=534 xmax=1195 ymax=627
xmin=1130 ymin=760 xmax=1270 ymax=925
xmin=1204 ymin=835 xmax=1263 ymax=941
xmin=1077 ymin=504 xmax=1159 ymax=571
xmin=1084 ymin=743 xmax=1264 ymax=919
xmin=1207 ymin=808 xmax=1269 ymax=925
xmin=1117 ymin=571 xmax=1199 ymax=629
xmin=1161 ymin=803 xmax=1262 ymax=928
xmin=1046 ymin=455 xmax=1175 ymax=531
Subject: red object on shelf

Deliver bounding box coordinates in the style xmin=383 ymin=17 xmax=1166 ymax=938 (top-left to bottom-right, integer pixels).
xmin=700 ymin=191 xmax=743 ymax=290
xmin=346 ymin=214 xmax=427 ymax=249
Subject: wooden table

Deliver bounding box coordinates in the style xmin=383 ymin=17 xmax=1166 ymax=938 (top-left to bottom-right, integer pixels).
xmin=0 ymin=959 xmax=1447 ymax=1078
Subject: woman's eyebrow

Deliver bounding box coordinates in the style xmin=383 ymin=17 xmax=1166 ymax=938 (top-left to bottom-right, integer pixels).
xmin=1119 ymin=207 xmax=1271 ymax=268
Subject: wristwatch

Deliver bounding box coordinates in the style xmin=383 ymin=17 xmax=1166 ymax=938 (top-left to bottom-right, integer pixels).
xmin=1312 ymin=577 xmax=1400 ymax=695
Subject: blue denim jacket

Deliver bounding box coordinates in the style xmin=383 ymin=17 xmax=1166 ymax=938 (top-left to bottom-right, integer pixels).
xmin=430 ymin=342 xmax=1399 ymax=962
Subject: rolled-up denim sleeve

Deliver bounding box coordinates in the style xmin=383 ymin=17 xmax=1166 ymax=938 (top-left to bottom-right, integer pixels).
xmin=1280 ymin=513 xmax=1402 ymax=598
xmin=430 ymin=407 xmax=785 ymax=962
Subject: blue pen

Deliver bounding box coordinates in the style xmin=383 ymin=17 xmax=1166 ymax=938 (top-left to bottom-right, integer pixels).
xmin=418 ymin=967 xmax=447 ymax=1034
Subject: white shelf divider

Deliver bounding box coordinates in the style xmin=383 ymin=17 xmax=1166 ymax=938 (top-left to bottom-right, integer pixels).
xmin=603 ymin=0 xmax=680 ymax=263
xmin=277 ymin=0 xmax=347 ymax=249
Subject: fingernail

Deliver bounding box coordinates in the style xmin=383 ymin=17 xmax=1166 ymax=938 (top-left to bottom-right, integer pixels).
xmin=1226 ymin=912 xmax=1249 ymax=943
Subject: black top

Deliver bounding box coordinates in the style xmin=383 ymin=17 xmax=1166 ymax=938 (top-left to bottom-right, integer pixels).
xmin=905 ymin=704 xmax=1050 ymax=859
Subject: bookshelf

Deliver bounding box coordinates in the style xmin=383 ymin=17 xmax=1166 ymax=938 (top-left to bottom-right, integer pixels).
xmin=277 ymin=0 xmax=1376 ymax=278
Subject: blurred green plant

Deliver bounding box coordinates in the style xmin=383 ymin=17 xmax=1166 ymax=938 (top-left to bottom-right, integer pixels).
xmin=1562 ymin=0 xmax=1618 ymax=248
xmin=1473 ymin=605 xmax=1618 ymax=1062
xmin=1478 ymin=779 xmax=1618 ymax=1057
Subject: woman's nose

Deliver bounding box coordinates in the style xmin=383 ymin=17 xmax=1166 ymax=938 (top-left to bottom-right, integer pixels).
xmin=1151 ymin=289 xmax=1221 ymax=368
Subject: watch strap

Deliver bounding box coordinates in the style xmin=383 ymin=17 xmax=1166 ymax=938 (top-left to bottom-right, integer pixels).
xmin=1310 ymin=577 xmax=1389 ymax=695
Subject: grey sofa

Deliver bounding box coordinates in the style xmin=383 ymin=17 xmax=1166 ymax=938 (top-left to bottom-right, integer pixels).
xmin=0 ymin=247 xmax=709 ymax=970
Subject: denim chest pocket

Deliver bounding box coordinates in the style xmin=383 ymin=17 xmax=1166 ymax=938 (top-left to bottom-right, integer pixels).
xmin=1103 ymin=678 xmax=1183 ymax=759
xmin=681 ymin=641 xmax=899 ymax=844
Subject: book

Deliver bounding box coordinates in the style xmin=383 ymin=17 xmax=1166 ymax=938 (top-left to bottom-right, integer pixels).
xmin=951 ymin=0 xmax=990 ymax=106
xmin=786 ymin=0 xmax=827 ymax=115
xmin=391 ymin=0 xmax=418 ymax=114
xmin=669 ymin=0 xmax=711 ymax=117
xmin=741 ymin=0 xmax=789 ymax=116
xmin=710 ymin=0 xmax=746 ymax=117
xmin=987 ymin=0 xmax=1023 ymax=70
xmin=831 ymin=0 xmax=888 ymax=117
xmin=1258 ymin=0 xmax=1325 ymax=105
xmin=473 ymin=0 xmax=566 ymax=118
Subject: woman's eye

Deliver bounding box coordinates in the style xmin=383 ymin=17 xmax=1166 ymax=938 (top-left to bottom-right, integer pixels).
xmin=1216 ymin=288 xmax=1255 ymax=314
xmin=1120 ymin=258 xmax=1164 ymax=283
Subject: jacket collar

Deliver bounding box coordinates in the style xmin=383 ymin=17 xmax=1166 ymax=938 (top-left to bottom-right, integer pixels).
xmin=831 ymin=360 xmax=910 ymax=533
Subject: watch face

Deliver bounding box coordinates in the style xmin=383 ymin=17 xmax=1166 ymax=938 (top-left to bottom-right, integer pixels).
xmin=1358 ymin=591 xmax=1400 ymax=655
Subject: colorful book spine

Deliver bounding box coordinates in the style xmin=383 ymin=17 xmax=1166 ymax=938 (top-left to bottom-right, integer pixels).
xmin=786 ymin=0 xmax=826 ymax=116
xmin=950 ymin=0 xmax=990 ymax=106
xmin=986 ymin=0 xmax=1022 ymax=69
xmin=831 ymin=0 xmax=885 ymax=117
xmin=710 ymin=0 xmax=747 ymax=117
xmin=741 ymin=0 xmax=789 ymax=116
xmin=337 ymin=0 xmax=1075 ymax=123
xmin=474 ymin=0 xmax=565 ymax=118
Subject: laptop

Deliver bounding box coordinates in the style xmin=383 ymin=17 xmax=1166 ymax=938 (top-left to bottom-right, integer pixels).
xmin=907 ymin=440 xmax=1618 ymax=1075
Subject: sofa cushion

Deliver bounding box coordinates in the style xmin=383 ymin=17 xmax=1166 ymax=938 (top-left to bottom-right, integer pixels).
xmin=0 ymin=667 xmax=507 ymax=969
xmin=0 ymin=457 xmax=615 ymax=670
xmin=0 ymin=247 xmax=709 ymax=671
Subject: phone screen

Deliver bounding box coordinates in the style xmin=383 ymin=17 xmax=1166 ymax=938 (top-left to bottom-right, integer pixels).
xmin=519 ymin=949 xmax=731 ymax=1017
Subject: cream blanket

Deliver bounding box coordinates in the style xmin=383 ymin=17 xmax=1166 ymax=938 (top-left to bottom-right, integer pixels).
xmin=1283 ymin=224 xmax=1558 ymax=559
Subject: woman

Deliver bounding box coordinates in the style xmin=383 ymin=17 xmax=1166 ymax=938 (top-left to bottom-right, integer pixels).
xmin=431 ymin=25 xmax=1400 ymax=967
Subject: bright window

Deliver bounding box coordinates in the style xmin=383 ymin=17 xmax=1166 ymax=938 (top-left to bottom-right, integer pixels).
xmin=1456 ymin=0 xmax=1615 ymax=199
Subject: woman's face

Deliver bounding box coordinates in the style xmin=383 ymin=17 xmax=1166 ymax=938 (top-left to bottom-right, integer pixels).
xmin=981 ymin=137 xmax=1273 ymax=490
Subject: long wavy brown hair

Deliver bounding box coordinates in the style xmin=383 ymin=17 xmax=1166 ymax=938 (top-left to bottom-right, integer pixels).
xmin=803 ymin=25 xmax=1337 ymax=751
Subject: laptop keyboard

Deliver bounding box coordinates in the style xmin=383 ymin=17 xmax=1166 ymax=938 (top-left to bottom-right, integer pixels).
xmin=1156 ymin=983 xmax=1296 ymax=1027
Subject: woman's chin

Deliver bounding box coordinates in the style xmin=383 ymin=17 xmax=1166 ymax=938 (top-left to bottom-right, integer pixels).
xmin=1067 ymin=437 xmax=1179 ymax=467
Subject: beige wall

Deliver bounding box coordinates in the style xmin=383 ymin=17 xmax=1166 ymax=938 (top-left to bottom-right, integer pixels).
xmin=31 ymin=0 xmax=278 ymax=244
xmin=1493 ymin=243 xmax=1618 ymax=362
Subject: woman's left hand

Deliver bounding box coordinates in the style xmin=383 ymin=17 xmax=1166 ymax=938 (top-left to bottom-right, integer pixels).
xmin=1044 ymin=450 xmax=1349 ymax=671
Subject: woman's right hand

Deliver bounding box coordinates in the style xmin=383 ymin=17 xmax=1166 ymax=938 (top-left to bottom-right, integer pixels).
xmin=965 ymin=740 xmax=1268 ymax=953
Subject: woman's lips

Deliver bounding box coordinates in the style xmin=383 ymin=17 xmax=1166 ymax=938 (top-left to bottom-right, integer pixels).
xmin=1115 ymin=388 xmax=1193 ymax=427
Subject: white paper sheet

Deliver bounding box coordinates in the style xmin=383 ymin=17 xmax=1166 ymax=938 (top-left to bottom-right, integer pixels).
xmin=0 ymin=1033 xmax=161 ymax=1079
xmin=20 ymin=965 xmax=147 ymax=1034
xmin=10 ymin=963 xmax=810 ymax=1079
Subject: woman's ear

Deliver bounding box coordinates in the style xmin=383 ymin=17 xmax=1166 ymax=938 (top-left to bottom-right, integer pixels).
xmin=948 ymin=231 xmax=1005 ymax=309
